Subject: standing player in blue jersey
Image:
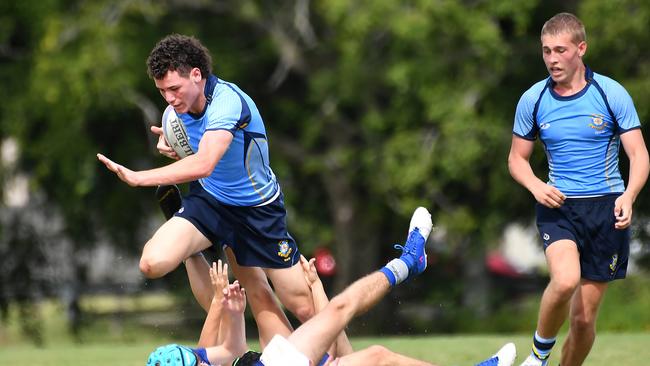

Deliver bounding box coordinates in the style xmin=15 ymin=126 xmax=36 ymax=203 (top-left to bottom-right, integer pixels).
xmin=508 ymin=13 xmax=649 ymax=366
xmin=97 ymin=34 xmax=315 ymax=341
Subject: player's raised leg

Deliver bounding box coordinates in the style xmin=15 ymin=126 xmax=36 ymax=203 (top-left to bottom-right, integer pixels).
xmin=382 ymin=206 xmax=432 ymax=284
xmin=140 ymin=217 xmax=212 ymax=278
xmin=153 ymin=183 xmax=217 ymax=309
xmin=284 ymin=207 xmax=433 ymax=365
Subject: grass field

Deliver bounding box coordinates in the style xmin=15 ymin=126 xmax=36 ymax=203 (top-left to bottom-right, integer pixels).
xmin=1 ymin=332 xmax=648 ymax=365
xmin=1 ymin=277 xmax=649 ymax=365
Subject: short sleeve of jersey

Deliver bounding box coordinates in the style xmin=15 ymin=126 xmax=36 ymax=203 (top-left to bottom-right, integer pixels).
xmin=206 ymin=87 xmax=247 ymax=133
xmin=596 ymin=74 xmax=641 ymax=132
xmin=192 ymin=347 xmax=211 ymax=365
xmin=513 ymin=80 xmax=547 ymax=140
xmin=317 ymin=353 xmax=330 ymax=366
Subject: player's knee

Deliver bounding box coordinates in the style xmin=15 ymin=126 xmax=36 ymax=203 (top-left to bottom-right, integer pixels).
xmin=365 ymin=345 xmax=391 ymax=360
xmin=274 ymin=284 xmax=316 ymax=322
xmin=327 ymin=295 xmax=352 ymax=317
xmin=288 ymin=300 xmax=315 ymax=322
xmin=550 ymin=276 xmax=579 ymax=300
xmin=139 ymin=256 xmax=166 ymax=279
xmin=570 ymin=314 xmax=596 ymax=335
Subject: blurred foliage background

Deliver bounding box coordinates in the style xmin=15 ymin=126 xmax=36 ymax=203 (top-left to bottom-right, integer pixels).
xmin=1 ymin=0 xmax=650 ymax=345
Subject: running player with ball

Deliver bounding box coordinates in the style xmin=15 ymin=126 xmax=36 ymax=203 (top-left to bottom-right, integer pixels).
xmin=97 ymin=34 xmax=316 ymax=343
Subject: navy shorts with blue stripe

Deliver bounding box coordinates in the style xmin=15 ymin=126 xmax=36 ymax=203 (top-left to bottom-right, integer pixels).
xmin=176 ymin=182 xmax=301 ymax=268
xmin=535 ymin=194 xmax=629 ymax=282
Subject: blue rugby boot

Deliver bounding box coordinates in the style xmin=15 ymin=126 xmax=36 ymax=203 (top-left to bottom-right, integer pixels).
xmin=394 ymin=207 xmax=432 ymax=279
xmin=475 ymin=343 xmax=517 ymax=366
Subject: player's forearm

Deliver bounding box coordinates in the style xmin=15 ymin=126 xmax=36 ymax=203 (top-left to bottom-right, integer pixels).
xmin=625 ymin=153 xmax=650 ymax=202
xmin=205 ymin=344 xmax=245 ymax=366
xmin=220 ymin=311 xmax=247 ymax=358
xmin=333 ymin=331 xmax=354 ymax=357
xmin=204 ymin=344 xmax=244 ymax=366
xmin=197 ymin=300 xmax=224 ymax=348
xmin=137 ymin=155 xmax=214 ymax=186
xmin=508 ymin=156 xmax=544 ymax=193
xmin=310 ymin=280 xmax=330 ymax=313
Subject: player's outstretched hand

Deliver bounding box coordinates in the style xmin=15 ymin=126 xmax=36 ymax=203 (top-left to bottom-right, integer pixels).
xmin=209 ymin=260 xmax=229 ymax=302
xmin=151 ymin=126 xmax=179 ymax=160
xmin=300 ymin=255 xmax=321 ymax=289
xmin=97 ymin=153 xmax=141 ymax=187
xmin=222 ymin=281 xmax=246 ymax=315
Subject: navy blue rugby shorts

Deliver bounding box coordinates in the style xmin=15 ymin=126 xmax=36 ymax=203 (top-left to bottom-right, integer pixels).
xmin=175 ymin=181 xmax=300 ymax=268
xmin=535 ymin=194 xmax=629 ymax=282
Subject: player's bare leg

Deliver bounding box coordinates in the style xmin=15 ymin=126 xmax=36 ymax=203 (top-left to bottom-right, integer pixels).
xmin=328 ymin=345 xmax=435 ymax=366
xmin=330 ymin=345 xmax=436 ymax=366
xmin=265 ymin=263 xmax=316 ymax=322
xmin=559 ymin=280 xmax=607 ymax=366
xmin=140 ymin=217 xmax=212 ymax=278
xmin=225 ymin=249 xmax=293 ymax=348
xmin=154 ymin=184 xmax=216 ymax=309
xmin=537 ymin=240 xmax=581 ymax=337
xmin=290 ymin=271 xmax=392 ymax=363
xmin=288 ymin=207 xmax=433 ymax=364
xmin=184 ymin=253 xmax=214 ymax=311
xmin=520 ymin=240 xmax=580 ymax=365
xmin=330 ymin=342 xmax=516 ymax=366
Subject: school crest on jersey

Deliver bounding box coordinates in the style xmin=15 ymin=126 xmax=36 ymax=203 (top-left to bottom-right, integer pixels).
xmin=588 ymin=114 xmax=608 ymax=132
xmin=277 ymin=239 xmax=292 ymax=261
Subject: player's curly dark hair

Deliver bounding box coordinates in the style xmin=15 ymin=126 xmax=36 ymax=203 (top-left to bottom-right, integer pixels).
xmin=146 ymin=34 xmax=212 ymax=80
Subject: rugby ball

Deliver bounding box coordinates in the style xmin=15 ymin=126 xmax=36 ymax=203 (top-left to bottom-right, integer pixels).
xmin=162 ymin=105 xmax=194 ymax=159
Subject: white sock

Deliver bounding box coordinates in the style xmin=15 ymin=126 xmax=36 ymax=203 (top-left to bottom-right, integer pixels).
xmin=383 ymin=258 xmax=409 ymax=285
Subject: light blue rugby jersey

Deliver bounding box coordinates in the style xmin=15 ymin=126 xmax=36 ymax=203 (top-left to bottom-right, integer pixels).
xmin=177 ymin=75 xmax=279 ymax=206
xmin=513 ymin=67 xmax=641 ymax=196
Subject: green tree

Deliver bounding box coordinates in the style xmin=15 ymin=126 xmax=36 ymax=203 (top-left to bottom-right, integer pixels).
xmin=3 ymin=0 xmax=650 ymax=337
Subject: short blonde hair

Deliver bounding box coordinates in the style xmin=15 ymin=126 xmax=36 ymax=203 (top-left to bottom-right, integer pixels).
xmin=541 ymin=12 xmax=586 ymax=44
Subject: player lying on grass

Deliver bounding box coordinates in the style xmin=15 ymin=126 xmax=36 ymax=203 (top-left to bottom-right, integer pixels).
xmin=147 ymin=207 xmax=517 ymax=366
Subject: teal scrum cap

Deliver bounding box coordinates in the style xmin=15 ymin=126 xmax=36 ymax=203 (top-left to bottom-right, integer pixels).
xmin=147 ymin=344 xmax=197 ymax=366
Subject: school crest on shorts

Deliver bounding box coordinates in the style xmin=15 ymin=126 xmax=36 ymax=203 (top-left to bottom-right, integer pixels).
xmin=277 ymin=239 xmax=293 ymax=261
xmin=609 ymin=253 xmax=618 ymax=273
